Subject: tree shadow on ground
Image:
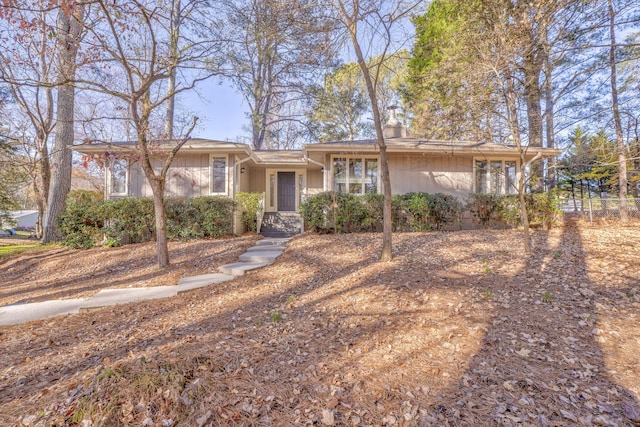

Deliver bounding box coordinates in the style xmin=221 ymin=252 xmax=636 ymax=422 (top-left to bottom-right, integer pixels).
xmin=414 ymin=216 xmax=640 ymax=424
xmin=0 ymin=226 xmax=638 ymax=425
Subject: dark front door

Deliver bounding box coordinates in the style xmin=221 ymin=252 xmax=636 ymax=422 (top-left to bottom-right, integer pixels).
xmin=277 ymin=172 xmax=296 ymax=211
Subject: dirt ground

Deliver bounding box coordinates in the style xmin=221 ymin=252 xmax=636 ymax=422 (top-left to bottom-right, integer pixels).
xmin=0 ymin=218 xmax=639 ymax=426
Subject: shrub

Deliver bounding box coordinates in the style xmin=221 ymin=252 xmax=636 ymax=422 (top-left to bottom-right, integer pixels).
xmin=59 ymin=195 xmax=234 ymax=248
xmin=361 ymin=192 xmax=384 ymax=231
xmin=185 ymin=196 xmax=234 ymax=238
xmin=500 ymin=192 xmax=561 ymax=229
xmin=236 ymin=192 xmax=263 ymax=233
xmin=466 ymin=193 xmax=502 ymax=228
xmin=427 ymin=193 xmax=464 ymax=230
xmin=58 ymin=191 xmax=105 ymax=249
xmin=101 ymin=198 xmax=155 ymax=245
xmin=166 ymin=196 xmax=234 ymax=240
xmin=301 ymin=191 xmax=462 ymax=233
xmin=336 ymin=192 xmax=368 ymax=233
xmin=403 ymin=192 xmax=433 ymax=231
xmin=300 ymin=191 xmax=337 ymax=232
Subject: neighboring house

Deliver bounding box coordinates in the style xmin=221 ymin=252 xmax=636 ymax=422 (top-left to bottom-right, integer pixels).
xmin=2 ymin=210 xmax=38 ymax=229
xmin=73 ymin=117 xmax=561 ymax=234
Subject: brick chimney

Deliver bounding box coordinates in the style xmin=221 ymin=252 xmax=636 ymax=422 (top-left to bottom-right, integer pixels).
xmin=383 ymin=106 xmax=406 ymax=139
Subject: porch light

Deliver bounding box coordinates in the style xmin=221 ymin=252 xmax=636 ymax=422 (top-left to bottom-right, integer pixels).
xmin=240 ymin=166 xmax=246 ymax=174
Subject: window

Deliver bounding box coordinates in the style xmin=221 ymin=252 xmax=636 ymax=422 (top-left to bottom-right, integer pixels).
xmin=333 ymin=156 xmax=378 ymax=194
xmin=474 ymin=159 xmax=518 ymax=194
xmin=110 ymin=158 xmax=128 ymax=195
xmin=210 ymin=156 xmax=227 ymax=194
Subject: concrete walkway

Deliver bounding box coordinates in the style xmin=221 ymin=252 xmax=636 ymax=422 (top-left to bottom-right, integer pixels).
xmin=0 ymin=237 xmax=290 ymax=326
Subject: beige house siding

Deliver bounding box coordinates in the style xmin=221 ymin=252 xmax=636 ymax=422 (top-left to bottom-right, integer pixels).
xmin=306 ymin=169 xmax=324 ymax=196
xmin=388 ymin=154 xmax=473 ymax=196
xmin=248 ymin=167 xmax=266 ymax=194
xmin=123 ymin=153 xmax=236 ymax=199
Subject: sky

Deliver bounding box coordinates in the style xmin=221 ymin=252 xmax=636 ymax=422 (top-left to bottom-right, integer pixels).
xmin=183 ymin=80 xmax=248 ymax=142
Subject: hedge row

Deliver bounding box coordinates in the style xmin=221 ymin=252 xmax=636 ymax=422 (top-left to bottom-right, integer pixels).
xmin=59 ymin=191 xmax=234 ymax=249
xmin=300 ymin=191 xmax=561 ymax=233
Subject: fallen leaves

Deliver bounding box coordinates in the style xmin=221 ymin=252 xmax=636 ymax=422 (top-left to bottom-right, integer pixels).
xmin=1 ymin=219 xmax=640 ymax=425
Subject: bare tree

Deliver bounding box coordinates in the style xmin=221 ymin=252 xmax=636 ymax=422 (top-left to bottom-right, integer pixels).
xmin=79 ymin=0 xmax=220 ymax=268
xmin=219 ymin=0 xmax=333 ymax=149
xmin=608 ymin=0 xmax=628 ymax=221
xmin=325 ymin=0 xmax=421 ymax=261
xmin=0 ymin=1 xmax=60 ymax=237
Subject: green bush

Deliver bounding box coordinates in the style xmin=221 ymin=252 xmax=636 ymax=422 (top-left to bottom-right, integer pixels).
xmin=236 ymin=192 xmax=263 ymax=233
xmin=301 ymin=191 xmax=462 ymax=233
xmin=300 ymin=191 xmax=337 ymax=232
xmin=426 ymin=193 xmax=464 ymax=230
xmin=58 ymin=191 xmax=105 ymax=249
xmin=466 ymin=193 xmax=502 ymax=228
xmin=500 ymin=192 xmax=561 ymax=229
xmin=166 ymin=196 xmax=234 ymax=240
xmin=184 ymin=196 xmax=234 ymax=238
xmin=101 ymin=198 xmax=155 ymax=244
xmin=361 ymin=192 xmax=384 ymax=232
xmin=467 ymin=192 xmax=561 ymax=229
xmin=59 ymin=195 xmax=234 ymax=248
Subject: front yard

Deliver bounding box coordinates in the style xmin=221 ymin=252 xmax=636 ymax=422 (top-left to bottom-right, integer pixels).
xmin=0 ymin=219 xmax=639 ymax=425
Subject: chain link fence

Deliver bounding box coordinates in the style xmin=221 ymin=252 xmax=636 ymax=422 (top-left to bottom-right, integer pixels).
xmin=561 ymin=198 xmax=640 ymax=222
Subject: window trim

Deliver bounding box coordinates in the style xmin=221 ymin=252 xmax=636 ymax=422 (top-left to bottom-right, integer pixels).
xmin=209 ymin=154 xmax=229 ymax=195
xmin=109 ymin=158 xmax=129 ymax=196
xmin=330 ymin=154 xmax=380 ymax=194
xmin=473 ymin=157 xmax=519 ymax=195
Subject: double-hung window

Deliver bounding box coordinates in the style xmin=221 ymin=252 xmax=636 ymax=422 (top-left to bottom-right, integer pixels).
xmin=110 ymin=158 xmax=128 ymax=196
xmin=210 ymin=155 xmax=228 ymax=195
xmin=333 ymin=156 xmax=379 ymax=194
xmin=474 ymin=159 xmax=517 ymax=194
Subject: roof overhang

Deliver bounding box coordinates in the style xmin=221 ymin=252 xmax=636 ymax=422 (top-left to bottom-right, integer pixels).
xmin=303 ymin=138 xmax=562 ymax=160
xmin=72 ymin=138 xmax=253 ymax=156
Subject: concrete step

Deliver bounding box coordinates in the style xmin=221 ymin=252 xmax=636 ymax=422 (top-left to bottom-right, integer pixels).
xmin=260 ymin=231 xmax=299 ymax=238
xmin=219 ymin=261 xmax=269 ymax=276
xmin=81 ymin=286 xmax=178 ymax=310
xmin=177 ymin=273 xmax=235 ymax=293
xmin=246 ymin=245 xmax=285 ymax=252
xmin=260 ymin=212 xmax=302 ymax=235
xmin=0 ymin=299 xmax=87 ymax=326
xmin=238 ymin=251 xmax=281 ymax=263
xmin=255 ymin=238 xmax=291 ymax=246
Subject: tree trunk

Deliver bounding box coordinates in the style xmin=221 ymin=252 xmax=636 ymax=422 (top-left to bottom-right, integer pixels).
xmin=608 ymin=0 xmax=628 ymax=221
xmin=505 ymin=73 xmax=532 ymax=254
xmin=164 ymin=0 xmax=180 ymax=140
xmin=523 ymin=54 xmax=544 ymax=192
xmin=43 ymin=84 xmax=75 ymax=242
xmin=148 ymin=174 xmax=170 ymax=268
xmin=544 ymin=51 xmax=556 ymax=189
xmin=519 ymin=168 xmax=531 ymax=254
xmin=349 ymin=25 xmax=393 ymax=261
xmin=379 ymin=145 xmax=393 ymax=261
xmin=43 ymin=4 xmax=84 ymax=243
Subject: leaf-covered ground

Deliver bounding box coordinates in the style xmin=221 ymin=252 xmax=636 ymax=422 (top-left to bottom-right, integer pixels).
xmin=1 ymin=218 xmax=639 ymax=426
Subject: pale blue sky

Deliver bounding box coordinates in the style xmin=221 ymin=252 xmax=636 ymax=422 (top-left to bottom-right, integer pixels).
xmin=186 ymin=80 xmax=248 ymax=142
